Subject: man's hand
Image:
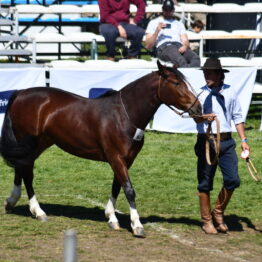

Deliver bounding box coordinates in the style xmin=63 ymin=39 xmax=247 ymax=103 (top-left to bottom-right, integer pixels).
xmin=241 ymin=142 xmax=250 ymax=153
xmin=118 ymin=25 xmax=127 ymax=39
xmin=178 ymin=45 xmax=187 ymax=54
xmin=194 ymin=113 xmax=216 ymax=123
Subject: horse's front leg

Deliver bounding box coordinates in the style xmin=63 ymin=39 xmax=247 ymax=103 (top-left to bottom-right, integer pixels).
xmin=17 ymin=165 xmax=48 ymax=221
xmin=5 ymin=173 xmax=22 ymax=212
xmin=123 ymin=177 xmax=145 ymax=237
xmin=105 ymin=177 xmax=121 ymax=230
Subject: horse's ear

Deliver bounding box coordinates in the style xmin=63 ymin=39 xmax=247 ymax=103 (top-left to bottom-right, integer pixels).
xmin=157 ymin=60 xmax=164 ymax=71
xmin=157 ymin=60 xmax=167 ymax=77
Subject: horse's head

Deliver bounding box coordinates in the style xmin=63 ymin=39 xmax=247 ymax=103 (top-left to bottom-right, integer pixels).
xmin=157 ymin=60 xmax=202 ymax=117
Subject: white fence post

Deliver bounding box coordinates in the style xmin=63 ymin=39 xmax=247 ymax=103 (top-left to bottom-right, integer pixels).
xmin=64 ymin=229 xmax=77 ymax=262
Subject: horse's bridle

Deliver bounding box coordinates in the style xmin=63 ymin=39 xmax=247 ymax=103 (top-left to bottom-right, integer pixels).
xmin=157 ymin=75 xmax=203 ymax=118
xmin=158 ymin=75 xmax=221 ymax=165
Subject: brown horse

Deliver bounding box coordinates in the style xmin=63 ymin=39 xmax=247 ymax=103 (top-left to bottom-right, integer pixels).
xmin=0 ymin=61 xmax=202 ymax=237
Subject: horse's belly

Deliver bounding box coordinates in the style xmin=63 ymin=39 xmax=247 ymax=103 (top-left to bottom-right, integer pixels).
xmin=56 ymin=142 xmax=106 ymax=162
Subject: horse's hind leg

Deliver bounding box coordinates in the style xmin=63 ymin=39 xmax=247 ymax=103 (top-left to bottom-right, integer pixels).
xmin=16 ymin=165 xmax=48 ymax=221
xmin=5 ymin=173 xmax=22 ymax=212
xmin=105 ymin=177 xmax=121 ymax=230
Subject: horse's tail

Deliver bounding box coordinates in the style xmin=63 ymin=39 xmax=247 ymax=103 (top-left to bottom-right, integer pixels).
xmin=0 ymin=91 xmax=37 ymax=167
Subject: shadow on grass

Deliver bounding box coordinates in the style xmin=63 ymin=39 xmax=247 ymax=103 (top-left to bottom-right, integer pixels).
xmin=7 ymin=204 xmax=262 ymax=233
xmin=141 ymin=215 xmax=201 ymax=227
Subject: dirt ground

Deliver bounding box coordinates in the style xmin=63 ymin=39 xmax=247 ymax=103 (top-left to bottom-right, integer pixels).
xmin=1 ymin=218 xmax=261 ymax=262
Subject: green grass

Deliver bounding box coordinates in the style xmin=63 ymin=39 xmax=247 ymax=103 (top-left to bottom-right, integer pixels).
xmin=1 ymin=124 xmax=261 ymax=222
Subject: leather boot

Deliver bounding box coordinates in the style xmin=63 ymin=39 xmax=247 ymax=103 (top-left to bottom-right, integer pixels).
xmin=212 ymin=187 xmax=233 ymax=233
xmin=198 ymin=192 xmax=218 ymax=234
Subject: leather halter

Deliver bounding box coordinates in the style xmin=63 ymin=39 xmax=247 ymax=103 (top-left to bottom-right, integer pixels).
xmin=157 ymin=75 xmax=221 ymax=166
xmin=157 ymin=75 xmax=202 ymax=118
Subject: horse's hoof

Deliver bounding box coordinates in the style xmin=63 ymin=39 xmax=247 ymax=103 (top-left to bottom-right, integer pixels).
xmin=133 ymin=227 xmax=146 ymax=238
xmin=108 ymin=221 xmax=120 ymax=230
xmin=36 ymin=215 xmax=48 ymax=222
xmin=4 ymin=200 xmax=14 ymax=213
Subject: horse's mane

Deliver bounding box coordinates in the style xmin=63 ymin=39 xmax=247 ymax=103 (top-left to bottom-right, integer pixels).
xmin=97 ymin=68 xmax=189 ymax=97
xmin=165 ymin=67 xmax=187 ymax=82
xmin=121 ymin=71 xmax=157 ymax=92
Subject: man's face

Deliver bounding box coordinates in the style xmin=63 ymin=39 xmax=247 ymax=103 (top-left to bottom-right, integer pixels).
xmin=162 ymin=9 xmax=174 ymax=19
xmin=203 ymin=69 xmax=224 ymax=87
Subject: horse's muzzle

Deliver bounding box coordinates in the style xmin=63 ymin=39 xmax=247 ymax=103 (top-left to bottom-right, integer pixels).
xmin=188 ymin=102 xmax=202 ymax=117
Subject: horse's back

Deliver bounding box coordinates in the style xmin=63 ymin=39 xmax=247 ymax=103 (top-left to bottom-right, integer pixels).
xmin=6 ymin=87 xmax=126 ymax=161
xmin=9 ymin=87 xmax=87 ymax=134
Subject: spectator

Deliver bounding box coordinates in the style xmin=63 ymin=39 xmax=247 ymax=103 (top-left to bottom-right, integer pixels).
xmin=145 ymin=0 xmax=200 ymax=68
xmin=98 ymin=0 xmax=146 ymax=61
xmin=190 ymin=19 xmax=205 ymax=33
xmin=189 ymin=19 xmax=205 ymax=53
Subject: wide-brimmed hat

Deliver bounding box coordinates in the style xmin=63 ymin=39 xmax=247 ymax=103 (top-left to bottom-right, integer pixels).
xmin=162 ymin=0 xmax=175 ymax=11
xmin=200 ymin=58 xmax=229 ymax=73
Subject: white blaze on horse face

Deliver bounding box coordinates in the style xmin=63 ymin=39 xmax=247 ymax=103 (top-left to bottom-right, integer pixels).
xmin=6 ymin=184 xmax=21 ymax=207
xmin=130 ymin=207 xmax=143 ymax=230
xmin=105 ymin=196 xmax=119 ymax=224
xmin=29 ymin=195 xmax=46 ymax=218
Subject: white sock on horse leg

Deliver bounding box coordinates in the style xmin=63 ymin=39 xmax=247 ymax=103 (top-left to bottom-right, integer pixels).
xmin=105 ymin=196 xmax=118 ymax=223
xmin=6 ymin=184 xmax=21 ymax=207
xmin=29 ymin=195 xmax=46 ymax=218
xmin=130 ymin=207 xmax=143 ymax=229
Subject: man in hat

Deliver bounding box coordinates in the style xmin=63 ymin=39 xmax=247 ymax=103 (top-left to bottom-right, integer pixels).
xmin=145 ymin=0 xmax=200 ymax=67
xmin=195 ymin=58 xmax=250 ymax=234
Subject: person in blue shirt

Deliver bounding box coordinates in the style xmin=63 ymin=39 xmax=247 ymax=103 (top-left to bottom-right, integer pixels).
xmin=195 ymin=58 xmax=250 ymax=234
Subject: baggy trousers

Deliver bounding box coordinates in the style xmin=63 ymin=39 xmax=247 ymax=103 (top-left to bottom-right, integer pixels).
xmin=157 ymin=43 xmax=200 ymax=68
xmin=194 ymin=136 xmax=240 ymax=192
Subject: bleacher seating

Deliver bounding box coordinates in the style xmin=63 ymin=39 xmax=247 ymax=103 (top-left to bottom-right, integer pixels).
xmin=0 ymin=2 xmax=261 ymax=65
xmin=1 ymin=0 xmax=98 ymax=5
xmin=0 ymin=7 xmax=34 ymax=62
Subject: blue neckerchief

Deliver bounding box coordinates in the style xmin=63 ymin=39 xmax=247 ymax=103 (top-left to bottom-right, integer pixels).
xmin=203 ymin=85 xmax=227 ymax=118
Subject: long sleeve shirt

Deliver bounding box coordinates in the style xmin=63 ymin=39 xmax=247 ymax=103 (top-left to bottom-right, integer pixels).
xmin=196 ymin=84 xmax=244 ymax=134
xmin=98 ymin=0 xmax=145 ymax=27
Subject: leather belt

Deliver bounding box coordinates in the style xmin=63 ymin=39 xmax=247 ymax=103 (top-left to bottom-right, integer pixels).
xmin=198 ymin=132 xmax=232 ymax=141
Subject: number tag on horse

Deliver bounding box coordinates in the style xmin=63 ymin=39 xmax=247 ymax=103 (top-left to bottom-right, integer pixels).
xmin=133 ymin=128 xmax=144 ymax=141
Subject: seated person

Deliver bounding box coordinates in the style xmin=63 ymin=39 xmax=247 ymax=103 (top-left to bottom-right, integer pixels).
xmin=190 ymin=19 xmax=205 ymax=33
xmin=189 ymin=19 xmax=205 ymax=53
xmin=98 ymin=0 xmax=146 ymax=61
xmin=145 ymin=0 xmax=200 ymax=68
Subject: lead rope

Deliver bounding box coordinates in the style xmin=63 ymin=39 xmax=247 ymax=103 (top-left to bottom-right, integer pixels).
xmin=158 ymin=75 xmax=220 ymax=165
xmin=205 ymin=117 xmax=220 ymax=165
xmin=246 ymin=158 xmax=261 ymax=182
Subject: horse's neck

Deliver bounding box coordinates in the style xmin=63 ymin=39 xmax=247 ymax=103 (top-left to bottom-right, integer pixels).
xmin=121 ymin=72 xmax=161 ymax=130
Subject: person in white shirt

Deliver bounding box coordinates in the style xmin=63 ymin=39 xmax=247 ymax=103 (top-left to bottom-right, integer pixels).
xmin=145 ymin=0 xmax=200 ymax=67
xmin=195 ymin=58 xmax=250 ymax=235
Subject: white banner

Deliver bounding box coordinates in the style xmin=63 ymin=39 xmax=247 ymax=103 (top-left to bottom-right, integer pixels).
xmin=0 ymin=68 xmax=46 ymax=131
xmin=50 ymin=67 xmax=257 ymax=133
